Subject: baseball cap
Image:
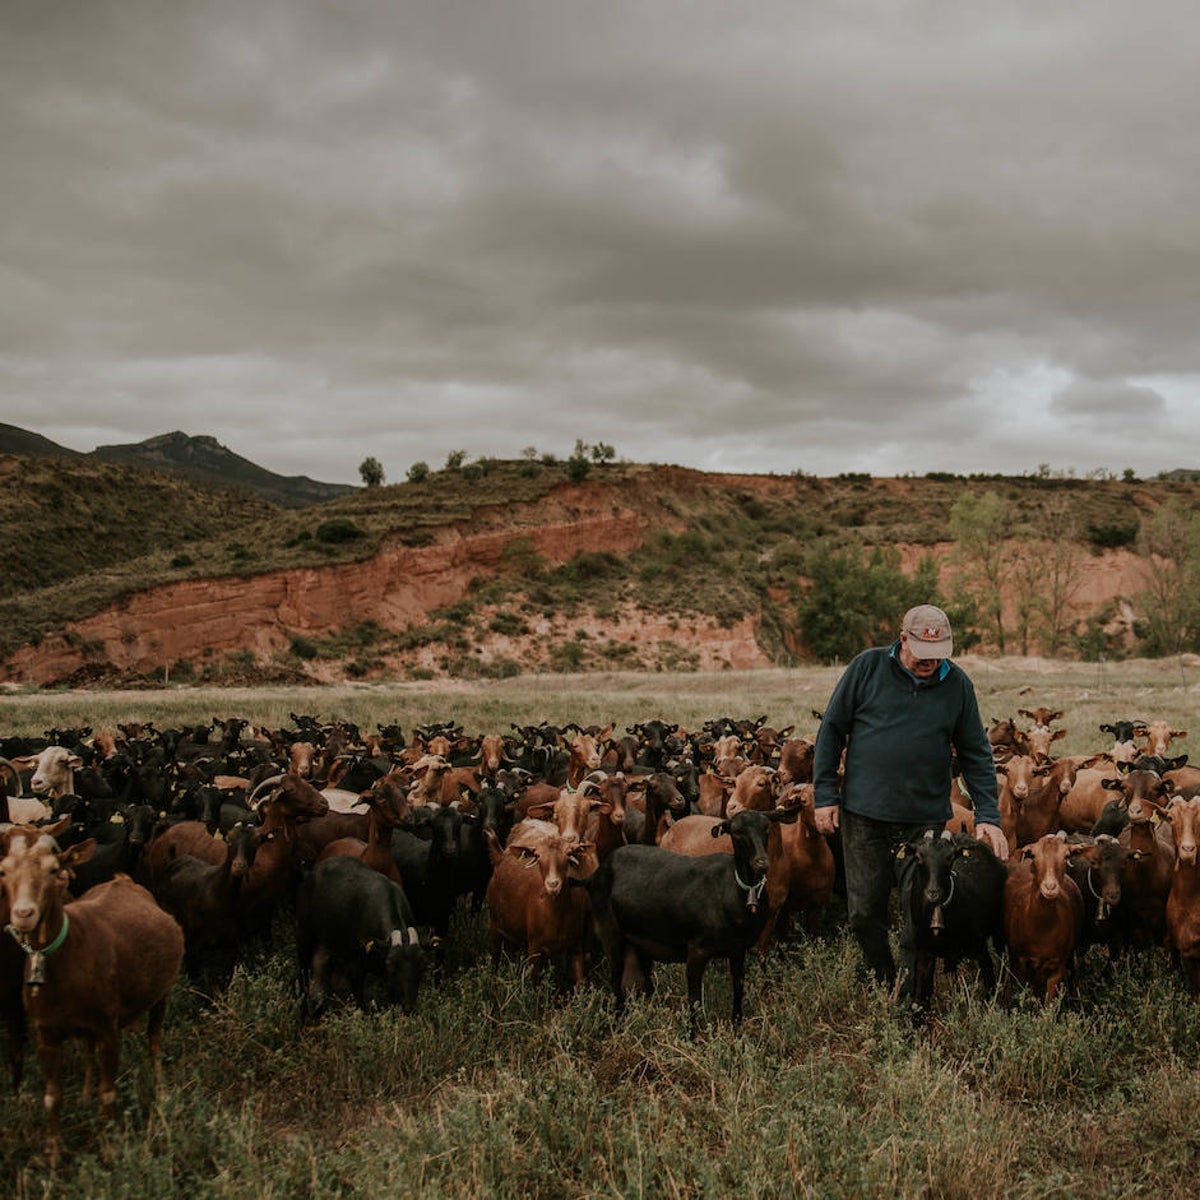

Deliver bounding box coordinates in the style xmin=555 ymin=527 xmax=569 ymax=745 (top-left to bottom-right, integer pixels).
xmin=902 ymin=604 xmax=953 ymax=659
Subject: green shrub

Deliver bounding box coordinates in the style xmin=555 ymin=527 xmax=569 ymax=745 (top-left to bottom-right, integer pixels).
xmin=289 ymin=634 xmax=318 ymax=660
xmin=315 ymin=518 xmax=366 ymax=544
xmin=562 ymin=551 xmax=620 ymax=582
xmin=170 ymin=552 xmax=194 ymax=568
xmin=489 ymin=612 xmax=528 ymax=637
xmin=1087 ymin=521 xmax=1139 ymax=550
xmin=479 ymin=657 xmax=522 ymax=679
xmin=551 ymin=641 xmax=585 ymax=669
xmin=565 ymin=453 xmax=592 ymax=482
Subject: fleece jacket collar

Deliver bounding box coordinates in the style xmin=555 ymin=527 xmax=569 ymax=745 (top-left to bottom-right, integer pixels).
xmin=889 ymin=639 xmax=951 ymax=684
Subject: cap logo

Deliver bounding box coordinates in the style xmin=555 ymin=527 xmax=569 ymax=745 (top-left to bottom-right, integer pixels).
xmin=920 ymin=626 xmax=942 ymax=639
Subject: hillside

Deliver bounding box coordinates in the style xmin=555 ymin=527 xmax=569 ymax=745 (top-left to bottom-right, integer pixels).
xmin=0 ymin=424 xmax=353 ymax=508
xmin=1 ymin=454 xmax=1190 ymax=687
xmin=92 ymin=431 xmax=355 ymax=507
xmin=0 ymin=453 xmax=278 ymax=600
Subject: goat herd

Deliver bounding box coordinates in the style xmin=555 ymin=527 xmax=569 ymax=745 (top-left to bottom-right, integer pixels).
xmin=0 ymin=707 xmax=1197 ymax=1161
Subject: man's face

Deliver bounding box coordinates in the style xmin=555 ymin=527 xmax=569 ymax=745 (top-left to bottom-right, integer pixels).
xmin=899 ymin=632 xmax=942 ymax=678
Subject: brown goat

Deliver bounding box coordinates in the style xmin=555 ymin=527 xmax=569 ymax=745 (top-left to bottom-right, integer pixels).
xmin=1003 ymin=833 xmax=1085 ymax=1002
xmin=0 ymin=826 xmax=31 ymax=1092
xmin=0 ymin=823 xmax=184 ymax=1163
xmin=1166 ymin=796 xmax=1200 ymax=992
xmin=316 ymin=781 xmax=410 ymax=885
xmin=485 ymin=821 xmax=592 ymax=987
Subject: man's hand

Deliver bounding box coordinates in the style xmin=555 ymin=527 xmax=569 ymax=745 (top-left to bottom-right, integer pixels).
xmin=975 ymin=822 xmax=1009 ymax=862
xmin=814 ymin=803 xmax=840 ymax=836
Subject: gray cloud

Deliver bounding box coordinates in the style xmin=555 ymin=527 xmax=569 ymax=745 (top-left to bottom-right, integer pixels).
xmin=2 ymin=0 xmax=1199 ymax=484
xmin=1050 ymin=377 xmax=1168 ymax=422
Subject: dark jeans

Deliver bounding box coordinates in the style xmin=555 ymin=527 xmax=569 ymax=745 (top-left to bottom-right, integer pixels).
xmin=840 ymin=808 xmax=942 ymax=993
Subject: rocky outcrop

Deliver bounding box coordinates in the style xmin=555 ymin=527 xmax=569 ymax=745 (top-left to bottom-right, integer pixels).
xmin=0 ymin=469 xmax=1159 ymax=686
xmin=2 ymin=509 xmax=650 ymax=685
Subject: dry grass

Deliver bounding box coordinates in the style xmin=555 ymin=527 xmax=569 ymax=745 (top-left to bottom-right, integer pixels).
xmin=3 ymin=658 xmax=1197 ymax=755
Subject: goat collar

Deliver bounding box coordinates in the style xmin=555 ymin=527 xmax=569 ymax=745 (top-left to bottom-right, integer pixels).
xmin=1087 ymin=867 xmax=1112 ymax=922
xmin=733 ymin=867 xmax=767 ymax=911
xmin=928 ymin=874 xmax=955 ymax=934
xmin=6 ymin=912 xmax=69 ymax=988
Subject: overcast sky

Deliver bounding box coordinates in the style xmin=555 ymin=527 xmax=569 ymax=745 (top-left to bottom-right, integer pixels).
xmin=3 ymin=1 xmax=1198 ymax=486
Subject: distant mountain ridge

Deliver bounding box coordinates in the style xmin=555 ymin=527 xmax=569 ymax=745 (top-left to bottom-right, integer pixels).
xmin=0 ymin=424 xmax=354 ymax=508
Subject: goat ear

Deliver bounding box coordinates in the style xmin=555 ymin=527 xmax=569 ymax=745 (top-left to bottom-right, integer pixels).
xmin=712 ymin=822 xmax=730 ymax=838
xmin=61 ymin=838 xmax=97 ymax=869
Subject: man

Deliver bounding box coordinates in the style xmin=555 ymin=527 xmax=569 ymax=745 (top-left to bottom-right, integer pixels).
xmin=812 ymin=604 xmax=1007 ymax=999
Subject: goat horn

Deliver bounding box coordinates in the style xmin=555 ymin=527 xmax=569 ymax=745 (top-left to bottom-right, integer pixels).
xmin=247 ymin=773 xmax=285 ymax=804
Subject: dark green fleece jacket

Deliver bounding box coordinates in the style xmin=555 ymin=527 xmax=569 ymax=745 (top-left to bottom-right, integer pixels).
xmin=812 ymin=643 xmax=1001 ymax=826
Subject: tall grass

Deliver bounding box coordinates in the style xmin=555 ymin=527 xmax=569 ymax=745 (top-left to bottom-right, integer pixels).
xmin=2 ymin=662 xmax=1200 ymax=1196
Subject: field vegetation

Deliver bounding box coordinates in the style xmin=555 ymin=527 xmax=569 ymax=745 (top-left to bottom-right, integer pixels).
xmin=2 ymin=662 xmax=1200 ymax=1197
xmin=6 ymin=452 xmax=1200 ymax=676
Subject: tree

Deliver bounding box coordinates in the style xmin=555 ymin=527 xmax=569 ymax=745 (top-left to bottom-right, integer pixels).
xmin=406 ymin=460 xmax=430 ymax=484
xmin=797 ymin=540 xmax=943 ymax=662
xmin=358 ymin=456 xmax=384 ymax=487
xmin=445 ymin=449 xmax=468 ymax=470
xmin=565 ymin=439 xmax=592 ymax=482
xmin=949 ymin=491 xmax=1017 ymax=653
xmin=591 ymin=441 xmax=615 ymax=464
xmin=1033 ymin=497 xmax=1086 ymax=656
xmin=1138 ymin=503 xmax=1200 ymax=654
xmin=518 ymin=445 xmax=542 ymax=478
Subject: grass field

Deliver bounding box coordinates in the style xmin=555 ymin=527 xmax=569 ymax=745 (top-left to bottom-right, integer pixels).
xmin=2 ymin=661 xmax=1200 ymax=1198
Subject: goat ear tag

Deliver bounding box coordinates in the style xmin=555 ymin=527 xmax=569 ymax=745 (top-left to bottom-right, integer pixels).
xmin=895 ymin=847 xmax=907 ymax=859
xmin=961 ymin=848 xmax=972 ymax=857
xmin=109 ymin=813 xmax=124 ymax=824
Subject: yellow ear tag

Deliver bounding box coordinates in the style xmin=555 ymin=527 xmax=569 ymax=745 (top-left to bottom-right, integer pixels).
xmin=364 ymin=940 xmax=375 ymax=953
xmin=962 ymin=848 xmax=972 ymax=857
xmin=895 ymin=847 xmax=907 ymax=859
xmin=214 ymin=830 xmax=225 ymax=841
xmin=109 ymin=813 xmax=125 ymax=824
